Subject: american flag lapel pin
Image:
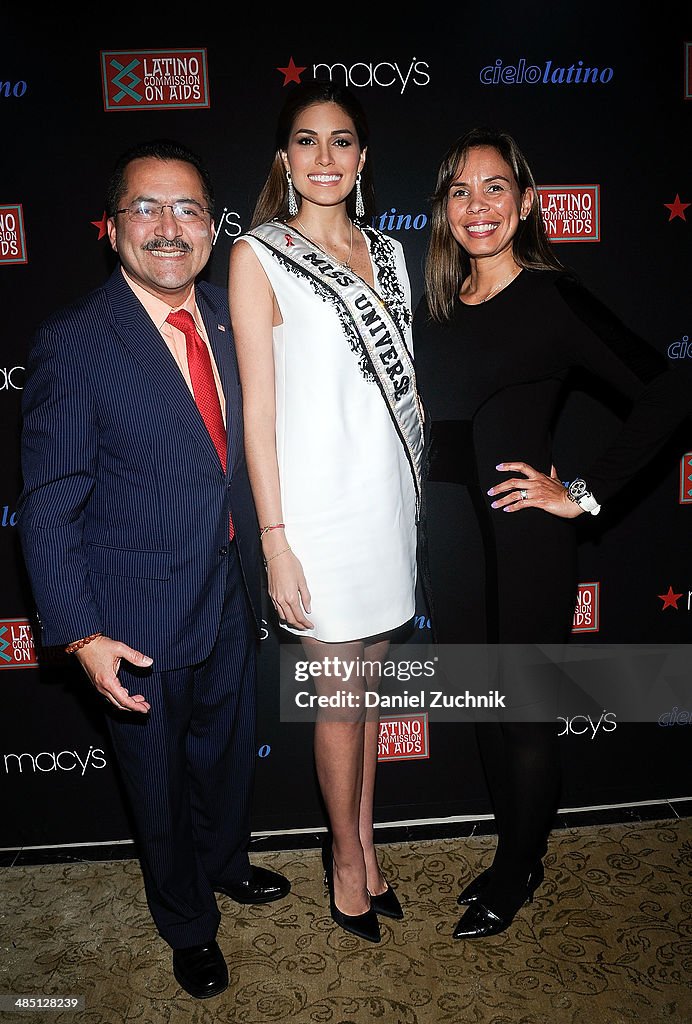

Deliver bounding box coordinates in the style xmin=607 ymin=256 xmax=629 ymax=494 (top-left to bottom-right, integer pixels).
xmin=217 ymin=324 xmax=226 ymax=332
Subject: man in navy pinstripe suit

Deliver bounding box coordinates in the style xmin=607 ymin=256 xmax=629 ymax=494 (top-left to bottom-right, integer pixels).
xmin=18 ymin=140 xmax=290 ymax=1000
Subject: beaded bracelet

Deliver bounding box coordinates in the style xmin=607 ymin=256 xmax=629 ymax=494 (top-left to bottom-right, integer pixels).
xmin=260 ymin=523 xmax=285 ymax=538
xmin=65 ymin=632 xmax=102 ymax=654
xmin=263 ymin=545 xmax=291 ymax=567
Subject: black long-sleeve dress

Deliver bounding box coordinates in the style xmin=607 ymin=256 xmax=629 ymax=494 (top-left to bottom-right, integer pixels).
xmin=413 ymin=266 xmax=691 ymax=920
xmin=413 ymin=267 xmax=690 ymax=645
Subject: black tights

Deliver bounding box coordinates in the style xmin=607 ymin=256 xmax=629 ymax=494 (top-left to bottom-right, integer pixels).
xmin=474 ymin=720 xmax=561 ymax=918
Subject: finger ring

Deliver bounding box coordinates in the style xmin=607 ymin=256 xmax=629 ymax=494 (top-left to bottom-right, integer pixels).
xmin=520 ymin=489 xmax=528 ymax=500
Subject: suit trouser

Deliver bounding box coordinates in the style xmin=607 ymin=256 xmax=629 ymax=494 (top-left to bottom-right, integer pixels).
xmin=105 ymin=542 xmax=258 ymax=948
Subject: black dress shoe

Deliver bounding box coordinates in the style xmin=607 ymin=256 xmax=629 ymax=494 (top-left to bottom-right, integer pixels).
xmin=172 ymin=941 xmax=228 ymax=999
xmin=321 ymin=835 xmax=380 ymax=943
xmin=215 ymin=865 xmax=291 ymax=905
xmin=453 ymin=863 xmax=544 ymax=939
xmin=457 ymin=866 xmax=495 ymax=905
xmin=369 ymin=882 xmax=404 ymax=920
xmin=457 ymin=861 xmax=544 ymax=906
xmin=453 ymin=901 xmax=509 ymax=939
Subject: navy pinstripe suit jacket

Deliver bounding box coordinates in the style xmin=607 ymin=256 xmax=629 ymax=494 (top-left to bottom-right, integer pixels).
xmin=18 ymin=267 xmax=262 ymax=671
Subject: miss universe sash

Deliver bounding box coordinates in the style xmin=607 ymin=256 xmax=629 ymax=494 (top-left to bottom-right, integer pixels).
xmin=246 ymin=220 xmax=424 ymax=516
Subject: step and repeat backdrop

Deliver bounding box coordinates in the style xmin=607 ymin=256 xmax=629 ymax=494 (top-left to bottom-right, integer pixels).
xmin=2 ymin=13 xmax=690 ymax=849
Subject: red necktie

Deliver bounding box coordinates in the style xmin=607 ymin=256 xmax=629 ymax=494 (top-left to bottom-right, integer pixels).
xmin=166 ymin=309 xmax=234 ymax=540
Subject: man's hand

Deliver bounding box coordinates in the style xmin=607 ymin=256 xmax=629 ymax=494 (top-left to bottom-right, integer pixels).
xmin=75 ymin=636 xmax=153 ymax=713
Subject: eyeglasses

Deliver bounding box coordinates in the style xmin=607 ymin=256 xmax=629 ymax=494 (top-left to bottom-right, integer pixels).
xmin=115 ymin=200 xmax=212 ymax=223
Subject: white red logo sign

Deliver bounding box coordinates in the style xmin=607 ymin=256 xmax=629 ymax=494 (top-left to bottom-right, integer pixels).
xmin=0 ymin=619 xmax=39 ymax=669
xmin=538 ymin=186 xmax=600 ymax=242
xmin=680 ymin=453 xmax=692 ymax=504
xmin=101 ymin=49 xmax=210 ymax=111
xmin=378 ymin=714 xmax=430 ymax=761
xmin=0 ymin=205 xmax=27 ymax=265
xmin=572 ymin=582 xmax=600 ymax=633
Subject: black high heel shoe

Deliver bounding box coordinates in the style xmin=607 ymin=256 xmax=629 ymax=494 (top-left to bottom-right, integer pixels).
xmin=321 ymin=835 xmax=381 ymax=943
xmin=369 ymin=882 xmax=404 ymax=921
xmin=452 ymin=862 xmax=545 ymax=939
xmin=457 ymin=861 xmax=543 ymax=906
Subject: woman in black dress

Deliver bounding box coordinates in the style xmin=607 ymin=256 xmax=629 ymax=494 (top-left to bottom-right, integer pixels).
xmin=413 ymin=127 xmax=691 ymax=938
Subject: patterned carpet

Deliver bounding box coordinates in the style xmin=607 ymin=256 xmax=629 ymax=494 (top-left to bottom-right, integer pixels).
xmin=1 ymin=818 xmax=691 ymax=1024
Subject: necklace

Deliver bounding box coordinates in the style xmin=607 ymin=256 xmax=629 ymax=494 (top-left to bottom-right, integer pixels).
xmin=466 ymin=267 xmax=521 ymax=304
xmin=295 ymin=217 xmax=354 ymax=269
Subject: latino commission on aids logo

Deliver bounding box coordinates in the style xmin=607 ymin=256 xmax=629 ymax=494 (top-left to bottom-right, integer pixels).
xmin=679 ymin=452 xmax=692 ymax=505
xmin=0 ymin=619 xmax=39 ymax=669
xmin=378 ymin=714 xmax=430 ymax=762
xmin=480 ymin=57 xmax=613 ymax=86
xmin=100 ymin=49 xmax=210 ymax=111
xmin=537 ymin=186 xmax=600 ymax=242
xmin=0 ymin=204 xmax=28 ymax=265
xmin=572 ymin=582 xmax=600 ymax=633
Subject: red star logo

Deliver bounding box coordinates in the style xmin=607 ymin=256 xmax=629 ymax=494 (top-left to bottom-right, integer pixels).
xmin=277 ymin=57 xmax=306 ymax=86
xmin=663 ymin=194 xmax=690 ymax=221
xmin=91 ymin=211 xmax=109 ymax=240
xmin=658 ymin=585 xmax=683 ymax=610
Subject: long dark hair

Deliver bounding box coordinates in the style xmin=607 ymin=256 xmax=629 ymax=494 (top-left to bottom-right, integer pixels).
xmin=424 ymin=127 xmax=563 ymax=322
xmin=250 ymin=79 xmax=376 ymax=228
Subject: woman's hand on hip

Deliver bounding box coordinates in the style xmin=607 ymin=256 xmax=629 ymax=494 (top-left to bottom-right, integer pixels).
xmin=488 ymin=462 xmax=582 ymax=518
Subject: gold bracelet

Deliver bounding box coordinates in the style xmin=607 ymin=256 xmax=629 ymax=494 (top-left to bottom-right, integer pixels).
xmin=263 ymin=545 xmax=291 ymax=567
xmin=65 ymin=632 xmax=102 ymax=654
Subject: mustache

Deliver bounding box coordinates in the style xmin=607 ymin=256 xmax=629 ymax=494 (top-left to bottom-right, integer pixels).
xmin=141 ymin=239 xmax=193 ymax=253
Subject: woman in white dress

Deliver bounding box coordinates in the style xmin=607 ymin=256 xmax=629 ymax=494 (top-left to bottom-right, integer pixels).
xmin=229 ymin=80 xmax=423 ymax=943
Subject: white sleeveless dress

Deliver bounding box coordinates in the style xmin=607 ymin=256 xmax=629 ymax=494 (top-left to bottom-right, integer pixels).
xmin=238 ymin=222 xmax=419 ymax=642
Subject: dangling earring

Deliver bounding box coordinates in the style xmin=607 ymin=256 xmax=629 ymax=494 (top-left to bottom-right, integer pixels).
xmin=355 ymin=172 xmax=364 ymax=220
xmin=286 ymin=170 xmax=298 ymax=218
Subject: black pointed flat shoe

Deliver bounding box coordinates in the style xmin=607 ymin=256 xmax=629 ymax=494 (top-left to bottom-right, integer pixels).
xmin=369 ymin=882 xmax=404 ymax=920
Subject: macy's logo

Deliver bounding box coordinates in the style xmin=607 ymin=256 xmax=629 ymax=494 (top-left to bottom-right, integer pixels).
xmin=277 ymin=56 xmax=430 ymax=93
xmin=557 ymin=711 xmax=617 ymax=738
xmin=0 ymin=366 xmax=24 ymax=390
xmin=3 ymin=747 xmax=107 ymax=775
xmin=658 ymin=586 xmax=692 ymax=611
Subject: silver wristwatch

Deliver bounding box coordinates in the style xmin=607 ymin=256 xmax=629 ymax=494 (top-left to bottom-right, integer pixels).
xmin=567 ymin=478 xmax=601 ymax=515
